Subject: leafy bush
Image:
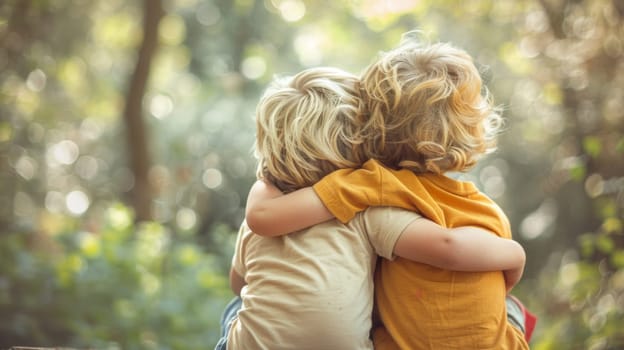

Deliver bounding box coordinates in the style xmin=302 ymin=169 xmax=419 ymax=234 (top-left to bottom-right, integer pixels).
xmin=0 ymin=204 xmax=234 ymax=349
xmin=526 ymin=196 xmax=624 ymax=350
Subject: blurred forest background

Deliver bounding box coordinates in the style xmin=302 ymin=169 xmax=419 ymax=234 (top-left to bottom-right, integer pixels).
xmin=1 ymin=0 xmax=623 ymax=349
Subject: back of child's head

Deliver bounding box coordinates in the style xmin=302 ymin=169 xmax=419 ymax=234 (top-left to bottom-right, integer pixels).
xmin=254 ymin=67 xmax=366 ymax=192
xmin=359 ymin=34 xmax=503 ymax=174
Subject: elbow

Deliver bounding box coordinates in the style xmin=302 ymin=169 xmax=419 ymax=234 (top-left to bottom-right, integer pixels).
xmin=244 ymin=202 xmax=263 ymax=234
xmin=245 ymin=211 xmax=270 ymax=237
xmin=443 ymin=236 xmax=463 ymax=270
xmin=437 ymin=236 xmax=463 ymax=270
xmin=245 ymin=205 xmax=281 ymax=237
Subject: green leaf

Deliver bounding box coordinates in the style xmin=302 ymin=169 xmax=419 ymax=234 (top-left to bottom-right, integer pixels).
xmin=542 ymin=82 xmax=563 ymax=105
xmin=570 ymin=164 xmax=586 ymax=181
xmin=0 ymin=121 xmax=13 ymax=142
xmin=582 ymin=136 xmax=602 ymax=158
xmin=578 ymin=234 xmax=594 ymax=257
xmin=596 ymin=235 xmax=614 ymax=254
xmin=602 ymin=217 xmax=622 ymax=234
xmin=611 ymin=251 xmax=624 ymax=269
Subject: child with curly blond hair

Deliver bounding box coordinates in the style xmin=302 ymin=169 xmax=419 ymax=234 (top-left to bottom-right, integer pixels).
xmin=216 ymin=66 xmax=527 ymax=350
xmin=246 ymin=36 xmax=536 ymax=349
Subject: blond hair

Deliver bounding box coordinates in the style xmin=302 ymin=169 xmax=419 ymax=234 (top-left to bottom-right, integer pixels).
xmin=359 ymin=37 xmax=503 ymax=173
xmin=254 ymin=67 xmax=365 ymax=192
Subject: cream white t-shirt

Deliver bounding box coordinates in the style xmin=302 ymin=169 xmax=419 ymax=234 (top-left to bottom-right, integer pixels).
xmin=227 ymin=207 xmax=421 ymax=350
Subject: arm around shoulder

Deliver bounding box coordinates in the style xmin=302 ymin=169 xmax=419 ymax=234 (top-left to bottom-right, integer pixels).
xmin=245 ymin=180 xmax=334 ymax=237
xmin=393 ymin=219 xmax=526 ymax=275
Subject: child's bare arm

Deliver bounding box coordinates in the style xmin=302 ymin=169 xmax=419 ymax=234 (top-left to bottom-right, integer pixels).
xmin=245 ymin=180 xmax=333 ymax=237
xmin=393 ymin=218 xmax=525 ymax=287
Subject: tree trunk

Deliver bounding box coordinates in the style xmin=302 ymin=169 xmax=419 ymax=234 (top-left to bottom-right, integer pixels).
xmin=122 ymin=0 xmax=164 ymax=222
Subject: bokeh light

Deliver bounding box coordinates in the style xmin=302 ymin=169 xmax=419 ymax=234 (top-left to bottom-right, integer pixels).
xmin=149 ymin=94 xmax=174 ymax=119
xmin=45 ymin=191 xmax=66 ymax=214
xmin=520 ymin=198 xmax=557 ymax=240
xmin=196 ymin=2 xmax=221 ymax=26
xmin=202 ymin=168 xmax=223 ymax=189
xmin=66 ymin=190 xmax=90 ymax=216
xmin=176 ymin=207 xmax=197 ymax=230
xmin=50 ymin=140 xmax=80 ymax=166
xmin=295 ymin=30 xmax=324 ymax=66
xmin=15 ymin=156 xmax=37 ymax=181
xmin=241 ymin=56 xmax=267 ymax=80
xmin=26 ymin=69 xmax=47 ymax=92
xmin=277 ymin=0 xmax=306 ymax=22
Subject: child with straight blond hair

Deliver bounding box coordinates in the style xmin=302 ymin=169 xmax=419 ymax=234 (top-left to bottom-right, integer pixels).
xmin=216 ymin=66 xmax=527 ymax=350
xmin=246 ymin=36 xmax=536 ymax=349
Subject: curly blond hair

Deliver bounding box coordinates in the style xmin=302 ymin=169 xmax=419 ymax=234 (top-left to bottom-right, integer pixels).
xmin=254 ymin=67 xmax=366 ymax=192
xmin=359 ymin=37 xmax=503 ymax=173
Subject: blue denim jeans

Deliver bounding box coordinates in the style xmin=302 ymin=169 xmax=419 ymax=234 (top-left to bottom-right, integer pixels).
xmin=214 ymin=295 xmax=526 ymax=349
xmin=505 ymin=295 xmax=526 ymax=334
xmin=214 ymin=296 xmax=243 ymax=350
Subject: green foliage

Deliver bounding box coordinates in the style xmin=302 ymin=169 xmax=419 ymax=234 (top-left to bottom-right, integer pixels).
xmin=583 ymin=137 xmax=602 ymax=159
xmin=528 ymin=192 xmax=624 ymax=349
xmin=0 ymin=204 xmax=233 ymax=349
xmin=616 ymin=138 xmax=624 ymax=154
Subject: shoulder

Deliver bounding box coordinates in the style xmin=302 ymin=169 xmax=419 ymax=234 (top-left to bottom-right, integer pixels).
xmin=358 ymin=207 xmax=422 ymax=233
xmin=355 ymin=207 xmax=423 ymax=259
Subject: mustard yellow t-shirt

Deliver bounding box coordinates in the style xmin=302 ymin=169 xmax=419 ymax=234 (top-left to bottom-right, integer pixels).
xmin=313 ymin=159 xmax=529 ymax=350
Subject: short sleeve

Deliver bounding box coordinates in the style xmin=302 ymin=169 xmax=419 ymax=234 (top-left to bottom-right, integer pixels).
xmin=313 ymin=160 xmax=385 ymax=223
xmin=362 ymin=207 xmax=422 ymax=260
